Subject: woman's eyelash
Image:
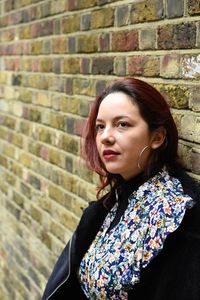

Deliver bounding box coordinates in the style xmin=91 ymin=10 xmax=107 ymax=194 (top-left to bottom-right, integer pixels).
xmin=96 ymin=124 xmax=104 ymax=130
xmin=96 ymin=122 xmax=130 ymax=130
xmin=118 ymin=121 xmax=130 ymax=127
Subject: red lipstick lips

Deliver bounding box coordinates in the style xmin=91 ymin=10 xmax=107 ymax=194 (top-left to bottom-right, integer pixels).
xmin=103 ymin=149 xmax=119 ymax=160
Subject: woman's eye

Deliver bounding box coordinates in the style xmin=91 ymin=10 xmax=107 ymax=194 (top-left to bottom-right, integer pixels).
xmin=118 ymin=122 xmax=129 ymax=128
xmin=96 ymin=124 xmax=104 ymax=131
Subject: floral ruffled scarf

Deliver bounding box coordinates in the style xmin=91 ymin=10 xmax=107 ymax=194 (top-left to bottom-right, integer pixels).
xmin=79 ymin=168 xmax=194 ymax=299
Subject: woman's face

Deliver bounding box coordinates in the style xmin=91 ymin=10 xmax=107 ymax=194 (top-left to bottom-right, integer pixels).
xmin=95 ymin=92 xmax=154 ymax=180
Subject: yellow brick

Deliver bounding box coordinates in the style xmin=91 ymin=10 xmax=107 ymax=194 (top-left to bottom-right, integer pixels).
xmin=35 ymin=92 xmax=51 ymax=107
xmin=0 ymin=181 xmax=8 ymax=195
xmin=19 ymin=152 xmax=32 ymax=168
xmin=60 ymin=96 xmax=79 ymax=114
xmin=5 ymin=173 xmax=16 ymax=186
xmin=48 ymin=184 xmax=65 ymax=205
xmin=62 ymin=15 xmax=80 ymax=33
xmin=3 ymin=144 xmax=16 ymax=159
xmin=63 ymin=57 xmax=80 ymax=74
xmin=91 ymin=7 xmax=114 ymax=29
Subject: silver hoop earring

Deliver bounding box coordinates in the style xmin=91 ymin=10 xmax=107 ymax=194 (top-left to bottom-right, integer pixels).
xmin=137 ymin=145 xmax=150 ymax=170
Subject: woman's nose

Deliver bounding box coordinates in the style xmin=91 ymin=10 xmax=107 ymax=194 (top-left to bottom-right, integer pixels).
xmin=100 ymin=127 xmax=115 ymax=144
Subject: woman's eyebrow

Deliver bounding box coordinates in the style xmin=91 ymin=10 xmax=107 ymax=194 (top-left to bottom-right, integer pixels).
xmin=96 ymin=115 xmax=130 ymax=122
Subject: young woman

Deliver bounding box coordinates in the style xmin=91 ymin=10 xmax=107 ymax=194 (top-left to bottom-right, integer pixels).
xmin=41 ymin=78 xmax=200 ymax=300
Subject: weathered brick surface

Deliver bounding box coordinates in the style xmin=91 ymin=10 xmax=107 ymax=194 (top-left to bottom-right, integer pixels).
xmin=111 ymin=29 xmax=139 ymax=51
xmin=0 ymin=0 xmax=200 ymax=299
xmin=158 ymin=22 xmax=196 ymax=49
xmin=166 ymin=0 xmax=184 ymax=18
xmin=130 ymin=0 xmax=164 ymax=23
xmin=128 ymin=55 xmax=160 ymax=76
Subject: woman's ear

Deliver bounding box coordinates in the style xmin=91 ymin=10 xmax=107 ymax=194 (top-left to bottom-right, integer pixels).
xmin=150 ymin=127 xmax=167 ymax=150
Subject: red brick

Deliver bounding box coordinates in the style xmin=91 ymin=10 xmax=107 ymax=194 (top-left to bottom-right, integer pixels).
xmin=99 ymin=33 xmax=110 ymax=52
xmin=111 ymin=30 xmax=139 ymax=52
xmin=128 ymin=55 xmax=160 ymax=77
xmin=68 ymin=0 xmax=77 ymax=10
xmin=80 ymin=58 xmax=91 ymax=74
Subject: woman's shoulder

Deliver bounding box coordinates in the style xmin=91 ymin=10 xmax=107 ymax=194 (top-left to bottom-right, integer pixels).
xmin=183 ymin=174 xmax=200 ymax=204
xmin=83 ymin=193 xmax=109 ymax=215
xmin=177 ymin=170 xmax=200 ymax=237
xmin=170 ymin=167 xmax=200 ymax=203
xmin=165 ymin=166 xmax=200 ymax=238
xmin=77 ymin=193 xmax=109 ymax=232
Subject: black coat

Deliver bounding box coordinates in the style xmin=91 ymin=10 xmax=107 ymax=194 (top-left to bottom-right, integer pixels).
xmin=41 ymin=173 xmax=200 ymax=300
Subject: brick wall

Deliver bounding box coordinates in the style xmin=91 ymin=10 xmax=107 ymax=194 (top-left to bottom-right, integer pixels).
xmin=0 ymin=0 xmax=200 ymax=299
